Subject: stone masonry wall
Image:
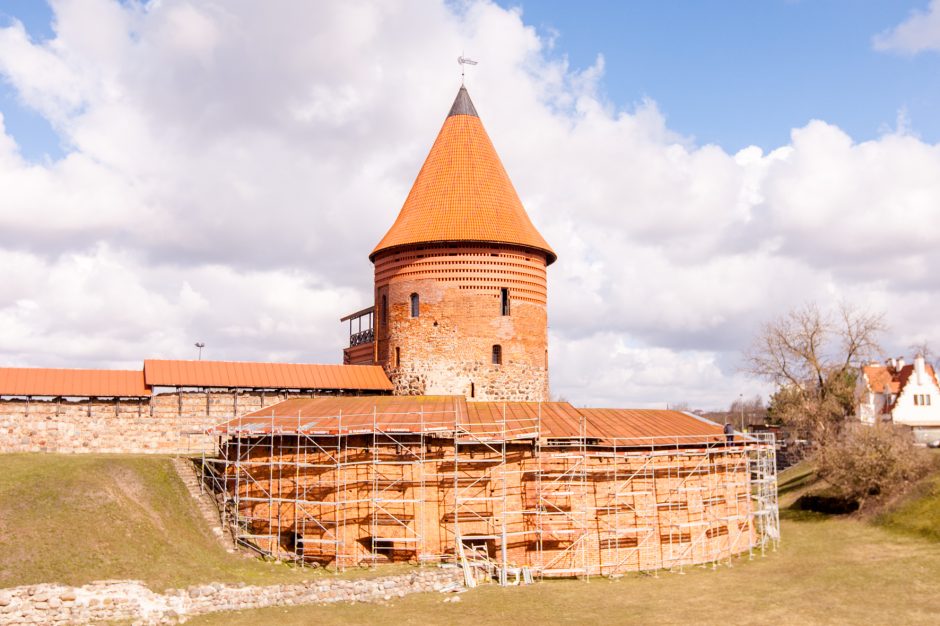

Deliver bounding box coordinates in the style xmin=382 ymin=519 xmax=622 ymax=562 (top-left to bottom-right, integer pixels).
xmin=0 ymin=568 xmax=462 ymax=625
xmin=0 ymin=390 xmax=376 ymax=454
xmin=374 ymin=245 xmax=549 ymax=402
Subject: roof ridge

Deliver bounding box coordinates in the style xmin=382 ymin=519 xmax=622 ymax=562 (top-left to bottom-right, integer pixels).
xmin=143 ymin=358 xmax=383 ymax=368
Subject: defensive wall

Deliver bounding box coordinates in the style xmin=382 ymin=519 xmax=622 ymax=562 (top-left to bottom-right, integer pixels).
xmin=203 ymin=398 xmax=780 ymax=579
xmin=0 ymin=360 xmax=394 ymax=454
xmin=0 ymin=390 xmax=323 ymax=454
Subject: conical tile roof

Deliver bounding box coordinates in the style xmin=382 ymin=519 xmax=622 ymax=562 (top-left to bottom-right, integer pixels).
xmin=371 ymin=86 xmax=555 ymax=264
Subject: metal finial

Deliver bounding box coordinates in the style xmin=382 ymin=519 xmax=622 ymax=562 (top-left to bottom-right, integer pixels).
xmin=457 ymin=55 xmax=478 ymax=84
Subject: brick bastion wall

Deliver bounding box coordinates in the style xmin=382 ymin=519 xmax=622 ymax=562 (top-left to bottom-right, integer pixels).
xmin=374 ymin=245 xmax=550 ymax=402
xmin=215 ymin=436 xmax=761 ymax=576
xmin=0 ymin=568 xmax=461 ymax=625
xmin=0 ymin=390 xmax=379 ymax=454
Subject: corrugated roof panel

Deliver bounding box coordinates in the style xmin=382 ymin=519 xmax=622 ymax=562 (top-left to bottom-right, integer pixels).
xmin=213 ymin=398 xmax=723 ymax=444
xmin=579 ymin=408 xmax=722 ymax=443
xmin=0 ymin=367 xmax=150 ymax=397
xmin=142 ymin=360 xmax=393 ymax=391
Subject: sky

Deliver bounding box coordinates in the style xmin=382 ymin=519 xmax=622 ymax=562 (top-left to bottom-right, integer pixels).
xmin=0 ymin=0 xmax=939 ymax=410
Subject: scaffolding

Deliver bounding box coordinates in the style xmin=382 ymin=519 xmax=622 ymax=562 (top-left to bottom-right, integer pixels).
xmin=201 ymin=407 xmax=780 ymax=582
xmin=534 ymin=415 xmax=591 ymax=579
xmin=446 ymin=404 xmax=539 ymax=586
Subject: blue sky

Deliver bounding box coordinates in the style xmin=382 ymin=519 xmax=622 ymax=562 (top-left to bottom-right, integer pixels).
xmin=2 ymin=1 xmax=938 ymax=160
xmin=0 ymin=0 xmax=57 ymax=160
xmin=497 ymin=1 xmax=940 ymax=150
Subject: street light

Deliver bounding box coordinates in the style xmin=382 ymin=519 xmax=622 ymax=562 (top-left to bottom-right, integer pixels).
xmin=739 ymin=393 xmax=745 ymax=432
xmin=195 ymin=342 xmax=205 ymax=360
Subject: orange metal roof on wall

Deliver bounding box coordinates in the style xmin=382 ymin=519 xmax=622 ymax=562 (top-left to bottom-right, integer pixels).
xmin=578 ymin=408 xmax=722 ymax=440
xmin=0 ymin=367 xmax=150 ymax=397
xmin=235 ymin=396 xmax=463 ymax=432
xmin=216 ymin=396 xmax=724 ymax=444
xmin=371 ymin=87 xmax=555 ymax=264
xmin=143 ymin=360 xmax=393 ymax=391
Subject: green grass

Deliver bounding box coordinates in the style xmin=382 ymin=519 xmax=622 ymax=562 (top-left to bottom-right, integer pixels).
xmin=777 ymin=461 xmax=818 ymax=503
xmin=0 ymin=454 xmax=403 ymax=590
xmin=877 ymin=452 xmax=940 ymax=542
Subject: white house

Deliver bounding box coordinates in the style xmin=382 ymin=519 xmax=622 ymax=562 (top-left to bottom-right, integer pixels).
xmin=856 ymin=356 xmax=940 ymax=443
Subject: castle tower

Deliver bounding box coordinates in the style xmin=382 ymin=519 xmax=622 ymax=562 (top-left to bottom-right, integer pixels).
xmin=370 ymin=86 xmax=555 ymax=401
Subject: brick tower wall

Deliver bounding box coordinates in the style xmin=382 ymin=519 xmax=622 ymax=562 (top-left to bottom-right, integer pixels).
xmin=373 ymin=244 xmax=549 ymax=402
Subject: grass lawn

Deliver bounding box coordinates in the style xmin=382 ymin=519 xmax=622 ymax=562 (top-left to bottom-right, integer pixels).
xmin=0 ymin=454 xmax=404 ymax=590
xmin=876 ymin=452 xmax=940 ymax=543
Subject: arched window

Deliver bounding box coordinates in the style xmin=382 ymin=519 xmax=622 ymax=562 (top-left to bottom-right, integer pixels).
xmin=410 ymin=293 xmax=419 ymax=318
xmin=500 ymin=288 xmax=510 ymax=316
xmin=381 ymin=294 xmax=388 ymax=327
xmin=492 ymin=344 xmax=502 ymax=366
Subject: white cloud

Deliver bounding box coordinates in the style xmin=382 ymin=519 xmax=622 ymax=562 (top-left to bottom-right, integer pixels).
xmin=874 ymin=0 xmax=940 ymax=54
xmin=0 ymin=1 xmax=939 ymax=410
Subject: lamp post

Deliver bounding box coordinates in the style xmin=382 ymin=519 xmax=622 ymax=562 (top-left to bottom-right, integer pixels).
xmin=739 ymin=393 xmax=745 ymax=432
xmin=195 ymin=342 xmax=205 ymax=360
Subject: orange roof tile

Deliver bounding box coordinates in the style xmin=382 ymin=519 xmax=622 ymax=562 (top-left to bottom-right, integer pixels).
xmin=0 ymin=367 xmax=150 ymax=397
xmin=371 ymin=86 xmax=555 ymax=264
xmin=862 ymin=365 xmax=900 ymax=394
xmin=862 ymin=363 xmax=940 ymax=393
xmin=143 ymin=360 xmax=393 ymax=391
xmin=214 ymin=396 xmax=724 ymax=445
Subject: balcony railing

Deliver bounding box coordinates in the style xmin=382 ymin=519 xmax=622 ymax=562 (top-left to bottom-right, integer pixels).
xmin=350 ymin=327 xmax=374 ymax=346
xmin=341 ymin=306 xmax=375 ymax=348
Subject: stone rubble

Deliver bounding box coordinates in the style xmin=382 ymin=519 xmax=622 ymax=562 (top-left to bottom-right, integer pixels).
xmin=0 ymin=568 xmax=462 ymax=625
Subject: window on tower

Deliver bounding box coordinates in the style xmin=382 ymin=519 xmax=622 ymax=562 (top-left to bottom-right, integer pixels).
xmin=500 ymin=288 xmax=510 ymax=316
xmin=395 ymin=347 xmax=401 ymax=368
xmin=492 ymin=345 xmax=502 ymax=365
xmin=410 ymin=293 xmax=420 ymax=318
xmin=381 ymin=295 xmax=388 ymax=327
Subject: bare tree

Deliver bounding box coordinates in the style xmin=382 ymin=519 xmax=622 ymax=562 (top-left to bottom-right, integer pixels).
xmin=745 ymin=302 xmax=886 ymax=439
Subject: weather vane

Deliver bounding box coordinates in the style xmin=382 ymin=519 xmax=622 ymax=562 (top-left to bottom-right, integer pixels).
xmin=457 ymin=55 xmax=478 ymax=84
